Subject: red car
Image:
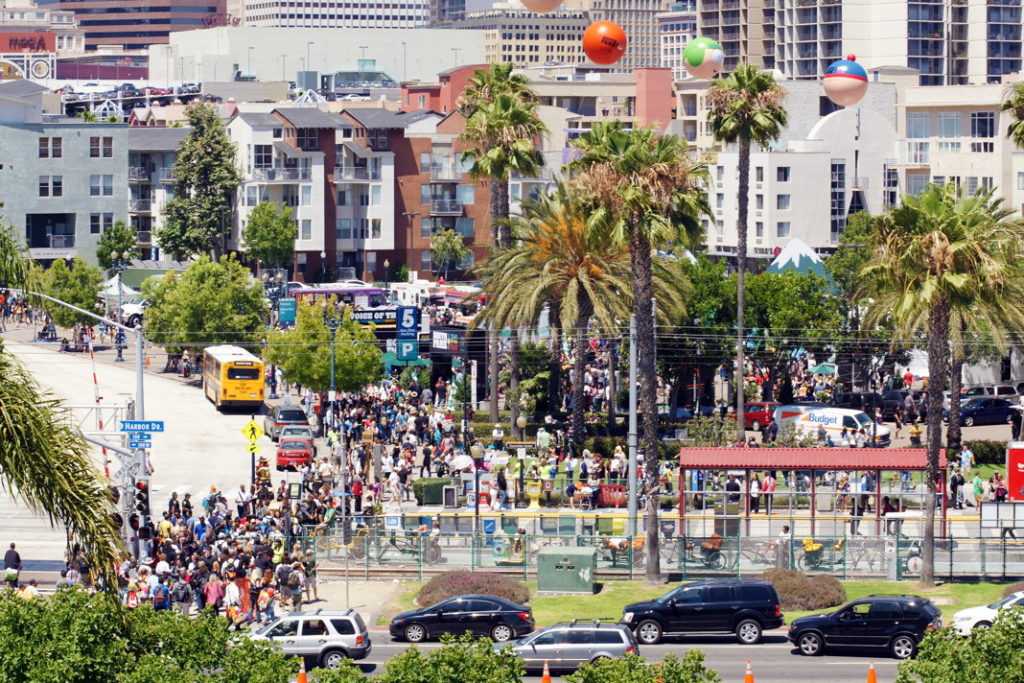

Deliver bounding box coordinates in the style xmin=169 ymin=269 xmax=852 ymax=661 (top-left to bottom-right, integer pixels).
xmin=744 ymin=402 xmax=780 ymax=431
xmin=275 ymin=438 xmax=313 ymax=471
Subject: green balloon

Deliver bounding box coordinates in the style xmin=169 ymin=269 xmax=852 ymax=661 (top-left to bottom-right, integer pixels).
xmin=684 ymin=37 xmax=723 ymax=68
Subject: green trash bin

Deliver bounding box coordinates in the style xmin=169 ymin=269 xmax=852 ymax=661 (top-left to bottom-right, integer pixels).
xmin=536 ymin=547 xmax=596 ymax=593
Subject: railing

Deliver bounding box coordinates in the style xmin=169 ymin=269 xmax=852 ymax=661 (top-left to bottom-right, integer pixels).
xmin=429 ymin=163 xmax=461 ymax=181
xmin=335 ymin=166 xmax=380 ymax=181
xmin=48 ymin=234 xmax=74 ymax=248
xmin=251 ymin=167 xmax=310 ymax=181
xmin=129 ymin=199 xmax=152 ymax=212
xmin=128 ymin=167 xmax=149 ymax=181
xmin=156 ymin=167 xmax=175 ymax=182
xmin=430 ymin=199 xmax=464 ymax=215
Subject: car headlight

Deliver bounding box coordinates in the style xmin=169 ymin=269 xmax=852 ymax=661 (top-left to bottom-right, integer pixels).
xmin=622 ymin=612 xmax=634 ymax=623
xmin=393 ymin=619 xmax=404 ymax=625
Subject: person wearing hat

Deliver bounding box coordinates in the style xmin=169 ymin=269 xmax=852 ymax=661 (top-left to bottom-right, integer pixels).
xmin=492 ymin=423 xmax=505 ymax=451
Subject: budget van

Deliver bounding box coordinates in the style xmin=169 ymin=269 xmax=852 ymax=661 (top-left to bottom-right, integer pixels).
xmin=772 ymin=405 xmax=891 ymax=447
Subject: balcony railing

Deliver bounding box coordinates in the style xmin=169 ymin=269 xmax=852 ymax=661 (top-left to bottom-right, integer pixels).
xmin=128 ymin=167 xmax=150 ymax=181
xmin=335 ymin=166 xmax=380 ymax=181
xmin=430 ymin=163 xmax=461 ymax=181
xmin=129 ymin=199 xmax=152 ymax=212
xmin=48 ymin=234 xmax=75 ymax=248
xmin=156 ymin=167 xmax=175 ymax=182
xmin=430 ymin=199 xmax=464 ymax=215
xmin=251 ymin=167 xmax=310 ymax=182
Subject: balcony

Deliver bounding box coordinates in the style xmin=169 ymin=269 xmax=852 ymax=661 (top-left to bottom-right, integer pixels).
xmin=430 ymin=199 xmax=464 ymax=215
xmin=156 ymin=167 xmax=175 ymax=183
xmin=128 ymin=167 xmax=150 ymax=181
xmin=334 ymin=166 xmax=380 ymax=182
xmin=137 ymin=231 xmax=152 ymax=244
xmin=850 ymin=176 xmax=869 ymax=189
xmin=250 ymin=167 xmax=311 ymax=182
xmin=430 ymin=163 xmax=462 ymax=181
xmin=48 ymin=234 xmax=75 ymax=248
xmin=129 ymin=199 xmax=152 ymax=212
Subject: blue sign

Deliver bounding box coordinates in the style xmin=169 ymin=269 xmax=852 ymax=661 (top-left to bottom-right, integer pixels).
xmin=396 ymin=306 xmax=419 ymax=339
xmin=278 ymin=298 xmax=297 ymax=325
xmin=397 ymin=339 xmax=418 ymax=361
xmin=128 ymin=440 xmax=152 ymax=449
xmin=131 ymin=432 xmax=153 ymax=442
xmin=120 ymin=420 xmax=164 ymax=432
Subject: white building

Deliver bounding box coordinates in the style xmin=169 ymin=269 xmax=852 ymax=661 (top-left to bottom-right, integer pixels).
xmin=657 ymin=0 xmax=697 ymax=81
xmin=244 ymin=0 xmax=429 ymax=29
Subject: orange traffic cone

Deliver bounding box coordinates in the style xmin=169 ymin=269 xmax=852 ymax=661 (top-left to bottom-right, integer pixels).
xmin=541 ymin=660 xmax=552 ymax=683
xmin=297 ymin=658 xmax=308 ymax=683
xmin=866 ymin=661 xmax=877 ymax=683
xmin=744 ymin=659 xmax=755 ymax=683
xmin=145 ymin=355 xmax=151 ymax=367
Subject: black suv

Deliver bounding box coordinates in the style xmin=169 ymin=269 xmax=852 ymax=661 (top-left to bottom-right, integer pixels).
xmin=621 ymin=579 xmax=783 ymax=645
xmin=788 ymin=595 xmax=942 ymax=660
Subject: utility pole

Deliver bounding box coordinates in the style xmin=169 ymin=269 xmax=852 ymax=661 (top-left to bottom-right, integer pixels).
xmin=627 ymin=314 xmax=638 ymax=537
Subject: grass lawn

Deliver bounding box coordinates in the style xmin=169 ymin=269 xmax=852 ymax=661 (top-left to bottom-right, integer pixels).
xmin=376 ymin=578 xmax=1011 ymax=627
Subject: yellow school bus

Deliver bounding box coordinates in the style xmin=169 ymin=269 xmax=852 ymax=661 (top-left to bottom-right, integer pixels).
xmin=202 ymin=345 xmax=265 ymax=409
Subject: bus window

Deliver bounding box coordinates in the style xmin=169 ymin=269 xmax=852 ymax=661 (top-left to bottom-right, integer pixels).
xmin=228 ymin=367 xmax=260 ymax=380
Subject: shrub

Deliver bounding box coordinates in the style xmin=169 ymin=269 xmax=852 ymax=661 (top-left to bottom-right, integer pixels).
xmin=380 ymin=634 xmax=525 ymax=683
xmin=761 ymin=569 xmax=846 ymax=611
xmin=1002 ymin=581 xmax=1024 ymax=598
xmin=965 ymin=440 xmax=1005 ymax=466
xmin=417 ymin=571 xmax=529 ymax=608
xmin=565 ymin=651 xmax=720 ymax=683
xmin=412 ymin=478 xmax=449 ymax=505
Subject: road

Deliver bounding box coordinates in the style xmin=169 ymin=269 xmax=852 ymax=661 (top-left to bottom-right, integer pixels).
xmin=355 ymin=635 xmax=900 ymax=682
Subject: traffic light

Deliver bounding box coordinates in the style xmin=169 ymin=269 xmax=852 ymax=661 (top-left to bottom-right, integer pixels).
xmin=128 ymin=513 xmax=140 ymax=530
xmin=134 ymin=479 xmax=150 ymax=515
xmin=106 ymin=485 xmax=120 ymax=505
xmin=110 ymin=512 xmax=124 ymax=528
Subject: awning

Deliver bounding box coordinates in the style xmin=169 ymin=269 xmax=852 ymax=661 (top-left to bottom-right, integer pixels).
xmin=810 ymin=362 xmax=838 ymax=375
xmin=678 ymin=447 xmax=947 ymax=471
xmin=273 ymin=141 xmax=320 ymax=158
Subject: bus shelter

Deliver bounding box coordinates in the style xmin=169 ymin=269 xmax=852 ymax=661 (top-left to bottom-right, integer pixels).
xmin=677 ymin=448 xmax=949 ymax=537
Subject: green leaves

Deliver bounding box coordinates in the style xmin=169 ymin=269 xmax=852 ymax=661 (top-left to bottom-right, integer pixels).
xmin=379 ymin=634 xmax=525 ymax=683
xmin=140 ymin=255 xmax=267 ymax=354
xmin=430 ymin=228 xmax=470 ymax=279
xmin=40 ymin=256 xmax=104 ymax=329
xmin=96 ymin=221 xmax=140 ymax=273
xmin=565 ymin=651 xmax=721 ymax=683
xmin=706 ymin=65 xmax=788 ymax=148
xmin=896 ymin=608 xmax=1024 ymax=683
xmin=242 ymin=202 xmax=297 ymax=268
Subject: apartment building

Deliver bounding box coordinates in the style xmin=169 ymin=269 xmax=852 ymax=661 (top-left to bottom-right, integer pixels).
xmin=454 ymin=6 xmax=590 ymax=67
xmin=577 ymin=0 xmax=673 ymax=71
xmin=244 ymin=0 xmax=429 ymax=28
xmin=657 ymin=0 xmax=697 ymax=80
xmin=127 ymin=127 xmax=189 ymax=261
xmin=0 ymin=80 xmax=127 ymax=266
xmin=697 ymin=0 xmax=773 ymax=73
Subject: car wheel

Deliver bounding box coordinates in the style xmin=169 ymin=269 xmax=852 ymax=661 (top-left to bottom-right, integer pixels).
xmin=491 ymin=624 xmax=514 ymax=642
xmin=635 ymin=619 xmax=663 ymax=645
xmin=736 ymin=619 xmax=762 ymax=645
xmin=890 ymin=635 xmax=917 ymax=660
xmin=798 ymin=631 xmax=824 ymax=656
xmin=964 ymin=416 xmax=975 ymax=427
xmin=973 ymin=621 xmax=992 ymax=632
xmin=320 ymin=648 xmax=349 ymax=669
xmin=404 ymin=623 xmax=427 ymax=643
xmin=751 ymin=420 xmax=762 ymax=432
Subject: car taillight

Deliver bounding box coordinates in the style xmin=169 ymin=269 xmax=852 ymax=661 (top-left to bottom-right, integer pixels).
xmin=517 ymin=612 xmax=531 ymax=621
xmin=774 ymin=604 xmax=782 ymax=618
xmin=626 ymin=645 xmax=637 ymax=654
xmin=356 ymin=635 xmax=364 ymax=645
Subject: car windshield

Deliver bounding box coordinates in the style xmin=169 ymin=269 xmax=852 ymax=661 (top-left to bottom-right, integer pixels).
xmin=656 ymin=585 xmax=692 ymax=603
xmin=279 ymin=411 xmax=306 ymax=421
xmin=963 ymin=398 xmax=984 ymax=409
xmin=855 ymin=413 xmax=872 ymax=428
xmin=989 ymin=595 xmax=1020 ymax=609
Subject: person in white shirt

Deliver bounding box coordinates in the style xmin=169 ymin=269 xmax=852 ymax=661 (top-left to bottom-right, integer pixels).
xmin=491 ymin=424 xmax=505 ymax=450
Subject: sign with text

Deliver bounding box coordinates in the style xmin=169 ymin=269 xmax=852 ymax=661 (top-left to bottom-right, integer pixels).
xmin=1008 ymin=445 xmax=1024 ymax=502
xmin=120 ymin=420 xmax=164 ymax=432
xmin=0 ymin=32 xmax=55 ymax=53
xmin=351 ymin=308 xmax=398 ymax=326
xmin=397 ymin=339 xmax=418 ymax=361
xmin=277 ymin=298 xmax=296 ymax=324
xmin=396 ymin=306 xmax=420 ymax=339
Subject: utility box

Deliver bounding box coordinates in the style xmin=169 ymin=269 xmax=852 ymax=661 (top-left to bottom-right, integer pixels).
xmin=537 ymin=547 xmax=596 ymax=593
xmin=714 ymin=502 xmax=741 ymax=537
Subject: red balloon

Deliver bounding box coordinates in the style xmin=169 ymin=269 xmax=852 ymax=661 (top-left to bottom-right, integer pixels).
xmin=583 ymin=21 xmax=627 ymax=66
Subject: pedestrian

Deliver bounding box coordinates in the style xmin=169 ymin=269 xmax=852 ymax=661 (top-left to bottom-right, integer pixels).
xmin=750 ymin=473 xmax=761 ymax=514
xmin=725 ymin=474 xmax=741 ymax=503
xmin=303 ymin=550 xmax=319 ymax=603
xmin=765 ymin=417 xmax=779 ymax=444
xmin=172 ymin=575 xmax=193 ymax=615
xmin=234 ymin=483 xmax=251 ymax=519
xmin=776 ymin=525 xmax=791 ymax=569
xmin=972 ymin=472 xmax=985 ymax=508
xmin=762 ymin=470 xmax=775 ymax=515
xmin=959 ymin=445 xmax=975 ymax=474
xmin=949 ymin=466 xmax=965 ymax=509
xmin=286 ymin=561 xmax=304 ymax=612
xmin=4 ymin=543 xmax=21 ymax=588
xmin=894 ymin=407 xmax=903 ymax=440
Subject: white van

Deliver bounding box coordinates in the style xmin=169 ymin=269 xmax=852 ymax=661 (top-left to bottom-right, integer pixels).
xmin=773 ymin=404 xmax=891 ymax=447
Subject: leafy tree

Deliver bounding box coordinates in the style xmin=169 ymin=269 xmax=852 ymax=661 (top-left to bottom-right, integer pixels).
xmin=158 ymin=102 xmax=241 ymax=259
xmin=0 ymin=588 xmax=295 ymax=683
xmin=242 ymin=202 xmax=296 ymax=269
xmin=263 ymin=298 xmax=382 ymax=393
xmin=140 ymin=255 xmax=267 ymax=354
xmin=1001 ymin=81 xmax=1024 ymax=149
xmin=309 ymin=663 xmax=368 ymax=683
xmin=706 ymin=65 xmax=788 ymax=442
xmin=862 ymin=183 xmax=1024 ymax=587
xmin=379 ymin=634 xmax=525 ymax=683
xmin=96 ymin=221 xmax=139 ymax=273
xmin=568 ymin=122 xmax=708 ymax=582
xmin=895 ymin=608 xmax=1024 ymax=683
xmin=565 ymin=651 xmax=720 ymax=683
xmin=40 ymin=256 xmax=103 ymax=328
xmin=430 ymin=227 xmax=470 ymax=281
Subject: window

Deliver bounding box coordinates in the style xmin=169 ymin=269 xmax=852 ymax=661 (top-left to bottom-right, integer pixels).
xmin=706 ymin=586 xmax=733 ymax=602
xmin=368 ymin=130 xmax=388 ymax=150
xmin=777 ymin=194 xmax=790 ymax=210
xmin=755 ymin=221 xmax=764 ymax=238
xmin=971 ymin=111 xmax=996 ymax=138
xmin=246 ymin=186 xmax=258 ymax=206
xmin=371 ymin=185 xmax=381 ymax=205
xmin=358 ymin=191 xmax=368 ymax=207
xmin=90 ymin=213 xmax=101 ymax=234
xmin=937 ymin=141 xmax=961 ymax=153
xmin=272 ymin=127 xmax=282 ymax=139
xmin=716 ymin=193 xmax=724 ymax=208
xmin=300 ymin=219 xmax=311 ymax=240
xmin=330 ymin=619 xmax=356 ymax=635
xmin=340 ymin=127 xmax=352 ymax=140
xmin=716 ymin=165 xmax=724 ymax=182
xmin=337 ymin=189 xmax=348 ymax=206
xmin=776 ymin=167 xmax=790 ymax=182
xmin=420 ymin=251 xmax=432 ymax=270
xmin=937 ymin=112 xmax=960 ymax=138
xmin=336 ymin=218 xmax=351 ymax=239
xmin=371 ymin=218 xmax=382 ymax=239
xmin=301 ymin=185 xmax=312 ymax=206
xmin=594 ymin=631 xmax=624 ymax=644
xmin=906 ymin=112 xmax=929 ymax=138
xmin=89 ymin=136 xmax=113 ymax=158
xmin=418 ymin=94 xmax=426 ymax=108
xmin=297 ymin=127 xmax=318 ymax=149
xmin=253 ymin=144 xmax=272 ymax=168
xmin=673 ymin=587 xmax=703 ymax=604
xmin=38 ymin=137 xmax=62 ymax=158
xmin=755 ymin=166 xmax=764 ymax=182
xmin=738 ymin=585 xmax=773 ymax=602
xmin=966 ymin=176 xmax=979 ymax=194
xmin=420 ymin=152 xmax=431 ymax=171
xmin=456 ymin=217 xmax=474 ymax=237
xmin=457 ymin=184 xmax=475 ymax=205
xmin=566 ymin=630 xmax=595 ymax=644
xmin=38 ymin=175 xmax=62 ymax=197
xmin=89 ymin=174 xmax=112 ymax=197
xmin=39 ymin=176 xmax=50 ymax=197
xmin=755 ymin=194 xmax=763 ymax=210
xmin=1017 ymin=172 xmax=1024 ymax=190
xmin=776 ymin=221 xmax=790 ymax=237
xmin=530 ymin=630 xmax=566 ymax=646
xmin=267 ymin=620 xmax=299 ymax=637
xmin=420 ymin=184 xmax=431 ymax=204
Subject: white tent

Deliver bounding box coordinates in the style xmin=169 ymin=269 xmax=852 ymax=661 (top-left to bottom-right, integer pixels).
xmin=99 ymin=276 xmax=138 ymax=300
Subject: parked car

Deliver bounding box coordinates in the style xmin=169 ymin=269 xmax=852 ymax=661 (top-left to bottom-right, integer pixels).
xmin=744 ymin=402 xmax=780 ymax=431
xmin=944 ymin=397 xmax=1014 ymax=427
xmin=119 ymin=301 xmax=148 ymax=328
xmin=248 ymin=609 xmax=371 ymax=668
xmin=276 ymin=438 xmax=313 ymax=471
xmin=389 ymin=595 xmax=534 ymax=643
xmin=788 ymin=595 xmax=942 ymax=659
xmin=620 ymin=579 xmax=783 ymax=645
xmin=830 ymin=392 xmax=884 ymax=416
xmin=264 ymin=405 xmax=311 ymax=441
xmin=340 ymin=93 xmax=369 ymax=102
xmin=963 ymin=384 xmax=1019 ymax=403
xmin=774 ymin=405 xmax=891 ymax=447
xmin=502 ymin=621 xmax=638 ymax=673
xmin=942 ymin=390 xmax=968 ymax=412
xmin=951 ymin=591 xmax=1024 ymax=635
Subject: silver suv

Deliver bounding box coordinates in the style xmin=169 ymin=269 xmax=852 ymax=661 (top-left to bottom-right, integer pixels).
xmin=249 ymin=609 xmax=371 ymax=669
xmin=502 ymin=620 xmax=638 ymax=673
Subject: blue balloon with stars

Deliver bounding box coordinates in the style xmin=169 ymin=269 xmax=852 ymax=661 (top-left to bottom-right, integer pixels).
xmin=823 ymin=54 xmax=868 ymax=107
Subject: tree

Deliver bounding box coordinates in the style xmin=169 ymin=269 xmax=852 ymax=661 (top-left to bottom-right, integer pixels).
xmin=862 ymin=183 xmax=1024 ymax=586
xmin=565 ymin=651 xmax=720 ymax=683
xmin=40 ymin=256 xmax=103 ymax=329
xmin=459 ymin=63 xmax=546 ymax=425
xmin=0 ymin=226 xmax=122 ymax=593
xmin=140 ymin=255 xmax=267 ymax=354
xmin=0 ymin=588 xmax=295 ymax=683
xmin=242 ymin=202 xmax=297 ymax=269
xmin=77 ymin=110 xmax=99 ymax=123
xmin=706 ymin=65 xmax=788 ymax=442
xmin=96 ymin=221 xmax=139 ymax=273
xmin=430 ymin=227 xmax=470 ymax=281
xmin=263 ymin=298 xmax=382 ymax=393
xmin=379 ymin=634 xmax=525 ymax=683
xmin=158 ymin=102 xmax=241 ymax=259
xmin=1001 ymin=81 xmax=1024 ymax=149
xmin=568 ymin=122 xmax=709 ymax=582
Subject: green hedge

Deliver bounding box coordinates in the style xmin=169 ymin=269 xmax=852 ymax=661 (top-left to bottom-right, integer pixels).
xmin=413 ymin=478 xmax=450 ymax=505
xmin=964 ymin=440 xmax=1005 ymax=466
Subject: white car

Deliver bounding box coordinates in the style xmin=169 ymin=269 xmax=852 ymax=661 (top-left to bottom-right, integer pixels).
xmin=951 ymin=591 xmax=1024 ymax=635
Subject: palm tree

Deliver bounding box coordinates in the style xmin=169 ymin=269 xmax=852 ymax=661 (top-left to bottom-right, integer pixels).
xmin=460 ymin=64 xmax=546 ymax=426
xmin=568 ymin=122 xmax=709 ymax=581
xmin=0 ymin=224 xmax=123 ymax=592
xmin=862 ymin=183 xmax=1024 ymax=587
xmin=706 ymin=65 xmax=788 ymax=442
xmin=1001 ymin=81 xmax=1024 ymax=149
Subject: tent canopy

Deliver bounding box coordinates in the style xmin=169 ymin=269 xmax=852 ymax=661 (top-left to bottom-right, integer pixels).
xmin=99 ymin=276 xmax=138 ymax=300
xmin=810 ymin=362 xmax=838 ymax=375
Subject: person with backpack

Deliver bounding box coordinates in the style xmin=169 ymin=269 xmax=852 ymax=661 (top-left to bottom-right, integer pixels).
xmin=285 ymin=561 xmax=304 ymax=612
xmin=171 ymin=576 xmax=193 ymax=615
xmin=152 ymin=576 xmax=172 ymax=611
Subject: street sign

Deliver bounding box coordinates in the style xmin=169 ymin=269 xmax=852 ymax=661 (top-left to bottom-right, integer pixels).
xmin=397 ymin=339 xmax=418 ymax=361
xmin=241 ymin=420 xmax=264 ymax=443
xmin=245 ymin=443 xmax=260 ymax=454
xmin=130 ymin=432 xmax=153 ymax=442
xmin=396 ymin=306 xmax=420 ymax=339
xmin=278 ymin=298 xmax=297 ymax=324
xmin=120 ymin=420 xmax=164 ymax=432
xmin=128 ymin=440 xmax=151 ymax=449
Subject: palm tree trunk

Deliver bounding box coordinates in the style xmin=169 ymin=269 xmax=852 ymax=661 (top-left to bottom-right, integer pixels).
xmin=607 ymin=338 xmax=618 ymax=431
xmin=510 ymin=330 xmax=521 ymax=437
xmin=735 ymin=137 xmax=750 ymax=443
xmin=486 ymin=177 xmax=511 ymax=422
xmin=548 ymin=303 xmax=562 ymax=415
xmin=488 ymin=329 xmax=500 ymax=422
xmin=571 ymin=308 xmax=590 ymax=445
xmin=922 ymin=296 xmax=950 ymax=588
xmin=630 ymin=224 xmax=661 ymax=582
xmin=947 ymin=322 xmax=966 ymax=452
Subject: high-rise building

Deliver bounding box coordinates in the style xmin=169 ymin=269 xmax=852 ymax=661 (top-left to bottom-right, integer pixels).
xmin=576 ymin=0 xmax=673 ymax=71
xmin=657 ymin=0 xmax=697 ymax=80
xmin=429 ymin=0 xmax=465 ymax=25
xmin=454 ymin=5 xmax=589 ymax=67
xmin=697 ymin=0 xmax=773 ymax=73
xmin=244 ymin=0 xmax=429 ymax=28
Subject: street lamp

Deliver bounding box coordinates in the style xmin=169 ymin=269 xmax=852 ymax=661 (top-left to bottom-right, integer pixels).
xmin=516 ymin=414 xmax=527 ymax=506
xmin=322 ymin=299 xmax=341 ymax=434
xmin=110 ymin=249 xmax=132 ymax=362
xmin=383 ymin=258 xmax=390 ymax=296
xmin=470 ymin=442 xmax=484 ymax=531
xmin=320 ymin=250 xmax=328 ymax=283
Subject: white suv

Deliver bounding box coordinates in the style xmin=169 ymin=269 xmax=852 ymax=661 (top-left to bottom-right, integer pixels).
xmin=249 ymin=609 xmax=372 ymax=669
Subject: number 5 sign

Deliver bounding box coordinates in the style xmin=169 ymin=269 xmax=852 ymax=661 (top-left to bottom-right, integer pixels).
xmin=396 ymin=306 xmax=419 ymax=339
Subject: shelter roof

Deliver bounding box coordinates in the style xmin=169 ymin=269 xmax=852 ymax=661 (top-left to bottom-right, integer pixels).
xmin=678 ymin=447 xmax=946 ymax=471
